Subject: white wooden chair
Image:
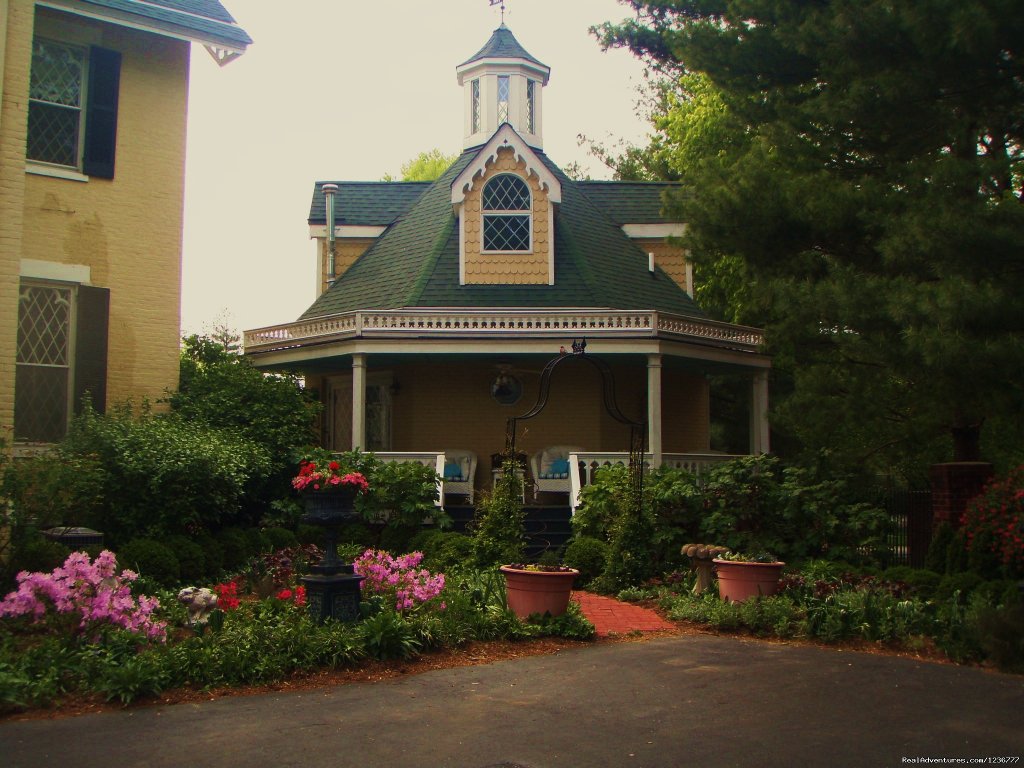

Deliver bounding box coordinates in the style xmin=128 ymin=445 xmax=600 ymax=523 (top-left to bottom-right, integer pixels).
xmin=441 ymin=450 xmax=477 ymax=505
xmin=530 ymin=446 xmax=582 ymax=500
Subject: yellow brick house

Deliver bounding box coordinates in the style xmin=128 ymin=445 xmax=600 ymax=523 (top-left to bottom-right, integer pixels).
xmin=0 ymin=0 xmax=249 ymax=452
xmin=244 ymin=25 xmax=770 ymax=506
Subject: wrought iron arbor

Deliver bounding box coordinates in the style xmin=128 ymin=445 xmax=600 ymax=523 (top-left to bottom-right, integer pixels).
xmin=504 ymin=340 xmax=647 ymax=499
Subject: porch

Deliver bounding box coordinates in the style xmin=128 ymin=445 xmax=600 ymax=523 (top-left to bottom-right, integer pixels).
xmin=380 ymin=450 xmax=740 ymax=513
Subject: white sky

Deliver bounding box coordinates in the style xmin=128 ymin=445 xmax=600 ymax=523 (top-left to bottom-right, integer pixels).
xmin=180 ymin=0 xmax=651 ymax=336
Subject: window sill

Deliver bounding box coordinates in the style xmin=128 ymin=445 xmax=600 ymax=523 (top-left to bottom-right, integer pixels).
xmin=480 ymin=250 xmax=535 ymax=256
xmin=25 ymin=163 xmax=89 ymax=183
xmin=12 ymin=442 xmax=57 ymax=459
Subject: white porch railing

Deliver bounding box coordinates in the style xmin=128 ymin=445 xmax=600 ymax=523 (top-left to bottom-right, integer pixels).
xmin=569 ymin=452 xmax=742 ymax=513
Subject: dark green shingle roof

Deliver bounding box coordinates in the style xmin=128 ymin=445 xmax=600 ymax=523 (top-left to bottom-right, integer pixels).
xmin=577 ymin=181 xmax=680 ymax=225
xmin=309 ymin=182 xmax=430 ymax=227
xmin=299 ymin=150 xmax=704 ymax=321
xmin=460 ymin=25 xmax=546 ymax=69
xmin=78 ymin=0 xmax=252 ymax=48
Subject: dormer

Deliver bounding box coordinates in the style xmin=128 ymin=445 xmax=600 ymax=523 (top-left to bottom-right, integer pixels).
xmin=456 ymin=25 xmax=550 ymax=150
xmin=452 ymin=125 xmax=561 ymax=285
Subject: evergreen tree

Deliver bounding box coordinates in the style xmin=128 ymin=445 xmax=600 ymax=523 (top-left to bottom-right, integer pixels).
xmin=597 ymin=0 xmax=1024 ymax=474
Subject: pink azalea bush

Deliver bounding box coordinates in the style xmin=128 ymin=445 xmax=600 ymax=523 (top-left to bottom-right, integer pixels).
xmin=354 ymin=549 xmax=445 ymax=613
xmin=0 ymin=550 xmax=167 ymax=641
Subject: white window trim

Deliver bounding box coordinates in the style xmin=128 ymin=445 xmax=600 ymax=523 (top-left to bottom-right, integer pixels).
xmin=25 ymin=162 xmax=90 ymax=182
xmin=20 ymin=258 xmax=91 ymax=283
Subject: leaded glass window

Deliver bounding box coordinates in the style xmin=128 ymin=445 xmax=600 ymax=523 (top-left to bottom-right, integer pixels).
xmin=527 ymin=80 xmax=535 ymax=134
xmin=28 ymin=39 xmax=86 ymax=168
xmin=472 ymin=79 xmax=481 ymax=133
xmin=482 ymin=174 xmax=531 ymax=252
xmin=497 ymin=75 xmax=510 ymax=125
xmin=15 ymin=282 xmax=74 ymax=442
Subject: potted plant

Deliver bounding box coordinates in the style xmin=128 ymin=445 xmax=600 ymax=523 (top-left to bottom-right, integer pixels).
xmin=712 ymin=550 xmax=785 ymax=603
xmin=472 ymin=457 xmax=578 ymax=618
xmin=292 ymin=449 xmax=370 ymax=524
xmin=292 ymin=450 xmax=371 ymax=622
xmin=499 ymin=559 xmax=579 ymax=619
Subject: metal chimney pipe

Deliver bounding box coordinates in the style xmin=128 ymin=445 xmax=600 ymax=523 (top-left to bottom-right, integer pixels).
xmin=322 ymin=183 xmax=339 ymax=283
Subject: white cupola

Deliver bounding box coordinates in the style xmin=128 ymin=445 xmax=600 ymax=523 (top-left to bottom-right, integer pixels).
xmin=456 ymin=24 xmax=550 ymax=151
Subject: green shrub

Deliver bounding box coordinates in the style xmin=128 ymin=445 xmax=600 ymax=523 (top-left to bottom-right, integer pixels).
xmin=471 ymin=460 xmax=526 ymax=567
xmin=117 ymin=538 xmax=180 ymax=586
xmin=563 ymin=536 xmax=609 ymax=586
xmin=960 ymin=466 xmax=1024 ymax=580
xmin=216 ymin=528 xmax=249 ymax=571
xmin=420 ymin=532 xmax=474 ymax=573
xmin=378 ymin=525 xmax=416 ymax=555
xmin=946 ymin=528 xmax=970 ymax=575
xmin=926 ymin=522 xmax=955 ymax=573
xmin=935 ymin=572 xmax=984 ymax=602
xmin=358 ymin=609 xmax=421 ymax=660
xmin=975 ymin=603 xmax=1024 ymax=673
xmin=59 ymin=404 xmax=272 ymax=545
xmin=167 ymin=332 xmax=321 ymax=500
xmin=6 ymin=535 xmax=70 ymax=581
xmin=337 ymin=523 xmax=373 ymax=549
xmin=263 ymin=526 xmax=298 ymax=552
xmin=242 ymin=527 xmax=269 ymax=557
xmin=195 ymin=534 xmax=224 ymax=577
xmin=164 ymin=536 xmax=206 ymax=583
xmin=881 ymin=566 xmax=941 ymax=598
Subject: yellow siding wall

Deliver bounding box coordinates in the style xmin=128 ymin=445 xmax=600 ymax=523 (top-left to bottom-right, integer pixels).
xmin=0 ymin=0 xmax=34 ymax=440
xmin=16 ymin=8 xmax=190 ymax=412
xmin=637 ymin=237 xmax=690 ymax=294
xmin=318 ymin=237 xmax=375 ymax=296
xmin=463 ymin=147 xmax=551 ymax=285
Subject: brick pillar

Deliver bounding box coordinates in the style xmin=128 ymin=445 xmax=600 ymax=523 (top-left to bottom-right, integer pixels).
xmin=930 ymin=462 xmax=993 ymax=529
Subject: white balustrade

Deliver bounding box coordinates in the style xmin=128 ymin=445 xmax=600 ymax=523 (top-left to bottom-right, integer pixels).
xmin=244 ymin=309 xmax=763 ymax=352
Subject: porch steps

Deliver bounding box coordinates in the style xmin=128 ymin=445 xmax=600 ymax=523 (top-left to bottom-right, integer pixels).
xmin=444 ymin=505 xmax=574 ymax=558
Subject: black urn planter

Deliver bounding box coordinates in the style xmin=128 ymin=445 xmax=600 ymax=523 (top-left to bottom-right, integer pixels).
xmin=300 ymin=487 xmax=365 ymax=622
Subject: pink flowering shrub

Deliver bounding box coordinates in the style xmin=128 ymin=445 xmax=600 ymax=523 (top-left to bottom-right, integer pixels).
xmin=0 ymin=550 xmax=167 ymax=641
xmin=961 ymin=465 xmax=1024 ymax=578
xmin=354 ymin=549 xmax=445 ymax=613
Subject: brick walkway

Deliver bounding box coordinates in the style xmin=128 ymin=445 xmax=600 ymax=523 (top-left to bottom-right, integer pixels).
xmin=571 ymin=591 xmax=676 ymax=637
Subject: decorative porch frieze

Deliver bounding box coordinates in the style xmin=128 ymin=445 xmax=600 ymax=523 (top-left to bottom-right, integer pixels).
xmin=244 ymin=309 xmax=764 ymax=354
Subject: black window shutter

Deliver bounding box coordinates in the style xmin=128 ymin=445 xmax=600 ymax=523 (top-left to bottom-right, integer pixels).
xmin=83 ymin=46 xmax=121 ymax=179
xmin=74 ymin=286 xmax=110 ymax=415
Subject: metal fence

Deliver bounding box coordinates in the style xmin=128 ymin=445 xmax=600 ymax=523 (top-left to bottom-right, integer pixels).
xmin=882 ymin=488 xmax=934 ymax=568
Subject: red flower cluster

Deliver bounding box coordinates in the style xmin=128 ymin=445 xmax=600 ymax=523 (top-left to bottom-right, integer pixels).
xmin=275 ymin=586 xmax=306 ymax=606
xmin=292 ymin=458 xmax=370 ymax=494
xmin=961 ymin=465 xmax=1024 ymax=578
xmin=214 ymin=580 xmax=240 ymax=611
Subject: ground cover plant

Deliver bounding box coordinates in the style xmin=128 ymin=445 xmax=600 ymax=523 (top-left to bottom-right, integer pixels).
xmin=621 ymin=559 xmax=1024 ymax=671
xmin=0 ymin=545 xmax=595 ymax=714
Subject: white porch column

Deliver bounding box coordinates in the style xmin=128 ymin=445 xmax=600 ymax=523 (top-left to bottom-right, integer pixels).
xmin=351 ymin=353 xmax=367 ymax=450
xmin=750 ymin=369 xmax=770 ymax=454
xmin=647 ymin=353 xmax=663 ymax=467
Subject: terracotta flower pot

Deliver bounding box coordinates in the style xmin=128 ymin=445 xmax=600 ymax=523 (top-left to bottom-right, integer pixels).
xmin=500 ymin=566 xmax=579 ymax=619
xmin=713 ymin=558 xmax=785 ymax=603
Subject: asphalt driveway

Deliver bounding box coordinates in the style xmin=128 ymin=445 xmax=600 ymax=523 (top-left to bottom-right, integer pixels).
xmin=2 ymin=634 xmax=1021 ymax=768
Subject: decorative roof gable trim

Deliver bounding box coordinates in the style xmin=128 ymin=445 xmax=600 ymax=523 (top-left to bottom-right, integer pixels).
xmin=451 ymin=124 xmax=561 ymax=206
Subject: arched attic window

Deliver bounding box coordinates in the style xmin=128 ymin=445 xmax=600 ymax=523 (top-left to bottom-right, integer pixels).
xmin=482 ymin=173 xmax=531 ymax=252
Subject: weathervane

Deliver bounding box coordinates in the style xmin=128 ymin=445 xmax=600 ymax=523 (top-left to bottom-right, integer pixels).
xmin=489 ymin=0 xmax=506 ymax=25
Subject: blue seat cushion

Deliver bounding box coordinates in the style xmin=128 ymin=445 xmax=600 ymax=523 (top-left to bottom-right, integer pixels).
xmin=540 ymin=458 xmax=570 ymax=479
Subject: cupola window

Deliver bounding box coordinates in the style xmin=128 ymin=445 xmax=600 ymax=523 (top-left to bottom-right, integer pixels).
xmin=482 ymin=174 xmax=531 ymax=252
xmin=497 ymin=75 xmax=510 ymax=124
xmin=526 ymin=80 xmax=536 ymax=134
xmin=471 ymin=79 xmax=481 ymax=133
